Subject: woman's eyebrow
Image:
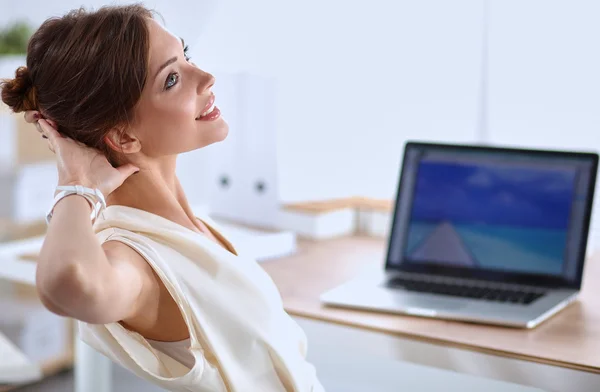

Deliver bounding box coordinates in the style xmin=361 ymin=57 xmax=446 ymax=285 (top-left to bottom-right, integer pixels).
xmin=154 ymin=38 xmax=186 ymax=81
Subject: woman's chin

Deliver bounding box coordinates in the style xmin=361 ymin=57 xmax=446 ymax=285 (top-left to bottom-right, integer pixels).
xmin=213 ymin=121 xmax=229 ymax=141
xmin=197 ymin=122 xmax=229 ymax=149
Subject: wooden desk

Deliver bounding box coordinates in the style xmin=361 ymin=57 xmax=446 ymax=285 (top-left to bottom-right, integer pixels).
xmin=262 ymin=235 xmax=600 ymax=374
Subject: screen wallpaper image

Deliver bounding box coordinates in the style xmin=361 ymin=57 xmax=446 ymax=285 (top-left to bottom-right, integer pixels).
xmin=405 ymin=160 xmax=576 ymax=276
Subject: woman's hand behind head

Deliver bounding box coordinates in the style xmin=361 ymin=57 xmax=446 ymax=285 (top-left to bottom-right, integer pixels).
xmin=1 ymin=5 xmax=154 ymax=167
xmin=33 ymin=117 xmax=140 ymax=197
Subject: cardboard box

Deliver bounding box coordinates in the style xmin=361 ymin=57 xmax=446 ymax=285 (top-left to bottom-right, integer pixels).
xmin=0 ymin=103 xmax=57 ymax=228
xmin=0 ymin=219 xmax=47 ymax=243
xmin=0 ymin=106 xmax=55 ymax=167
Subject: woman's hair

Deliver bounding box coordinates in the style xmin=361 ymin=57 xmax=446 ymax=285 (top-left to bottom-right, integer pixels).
xmin=0 ymin=4 xmax=154 ymax=165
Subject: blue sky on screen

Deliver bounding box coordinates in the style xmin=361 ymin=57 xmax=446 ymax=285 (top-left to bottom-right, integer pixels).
xmin=410 ymin=161 xmax=576 ymax=230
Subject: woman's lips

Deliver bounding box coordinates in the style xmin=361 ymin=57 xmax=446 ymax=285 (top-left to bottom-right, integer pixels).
xmin=196 ymin=94 xmax=220 ymax=121
xmin=197 ymin=105 xmax=220 ymax=121
xmin=197 ymin=94 xmax=215 ymax=119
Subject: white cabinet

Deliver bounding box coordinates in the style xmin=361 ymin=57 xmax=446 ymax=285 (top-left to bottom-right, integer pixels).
xmin=204 ymin=73 xmax=281 ymax=229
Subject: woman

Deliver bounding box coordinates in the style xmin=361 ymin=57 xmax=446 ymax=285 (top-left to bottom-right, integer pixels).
xmin=0 ymin=4 xmax=323 ymax=391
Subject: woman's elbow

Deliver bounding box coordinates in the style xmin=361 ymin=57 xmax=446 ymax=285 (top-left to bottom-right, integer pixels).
xmin=36 ymin=261 xmax=98 ymax=321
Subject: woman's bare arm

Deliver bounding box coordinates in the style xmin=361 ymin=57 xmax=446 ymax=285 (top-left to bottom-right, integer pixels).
xmin=36 ymin=195 xmax=153 ymax=324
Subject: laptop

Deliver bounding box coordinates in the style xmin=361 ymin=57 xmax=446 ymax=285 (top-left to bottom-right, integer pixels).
xmin=321 ymin=141 xmax=598 ymax=328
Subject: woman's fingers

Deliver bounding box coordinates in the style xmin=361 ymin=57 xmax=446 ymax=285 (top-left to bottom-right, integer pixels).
xmin=36 ymin=119 xmax=61 ymax=141
xmin=34 ymin=121 xmax=43 ymax=134
xmin=30 ymin=115 xmax=60 ymax=138
xmin=36 ymin=119 xmax=61 ymax=153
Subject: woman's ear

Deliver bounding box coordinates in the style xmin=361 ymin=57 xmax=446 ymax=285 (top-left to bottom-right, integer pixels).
xmin=103 ymin=128 xmax=142 ymax=154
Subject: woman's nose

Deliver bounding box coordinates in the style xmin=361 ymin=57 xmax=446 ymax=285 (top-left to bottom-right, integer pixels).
xmin=198 ymin=70 xmax=215 ymax=93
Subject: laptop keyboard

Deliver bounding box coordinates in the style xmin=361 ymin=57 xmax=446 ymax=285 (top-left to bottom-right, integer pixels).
xmin=386 ymin=276 xmax=545 ymax=305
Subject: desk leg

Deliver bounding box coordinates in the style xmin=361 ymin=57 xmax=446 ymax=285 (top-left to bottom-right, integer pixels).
xmin=74 ymin=338 xmax=112 ymax=392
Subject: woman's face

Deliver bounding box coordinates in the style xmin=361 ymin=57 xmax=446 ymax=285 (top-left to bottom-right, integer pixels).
xmin=129 ymin=19 xmax=228 ymax=158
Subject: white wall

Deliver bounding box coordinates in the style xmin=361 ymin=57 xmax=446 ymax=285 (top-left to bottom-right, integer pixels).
xmin=197 ymin=0 xmax=485 ymax=202
xmin=0 ymin=0 xmax=218 ymax=207
xmin=0 ymin=0 xmax=485 ymax=204
xmin=0 ymin=0 xmax=217 ymax=39
xmin=2 ymin=0 xmax=598 ymax=210
xmin=487 ymin=0 xmax=600 ymax=150
xmin=486 ymin=0 xmax=600 ymax=250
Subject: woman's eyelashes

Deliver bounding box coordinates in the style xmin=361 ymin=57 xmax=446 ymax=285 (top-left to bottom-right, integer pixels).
xmin=184 ymin=44 xmax=191 ymax=62
xmin=164 ymin=45 xmax=193 ymax=90
xmin=165 ymin=72 xmax=179 ymax=90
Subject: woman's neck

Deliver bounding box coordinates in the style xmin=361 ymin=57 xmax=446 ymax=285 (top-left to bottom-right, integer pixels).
xmin=106 ymin=158 xmax=200 ymax=232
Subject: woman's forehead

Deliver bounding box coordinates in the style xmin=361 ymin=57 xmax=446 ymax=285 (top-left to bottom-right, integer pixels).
xmin=146 ymin=19 xmax=181 ymax=66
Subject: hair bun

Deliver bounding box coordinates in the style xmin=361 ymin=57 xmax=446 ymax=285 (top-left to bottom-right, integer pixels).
xmin=0 ymin=66 xmax=38 ymax=113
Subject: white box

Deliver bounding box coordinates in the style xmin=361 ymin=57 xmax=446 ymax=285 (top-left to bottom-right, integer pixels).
xmin=357 ymin=210 xmax=392 ymax=238
xmin=0 ymin=297 xmax=69 ymax=364
xmin=213 ymin=218 xmax=297 ymax=262
xmin=0 ymin=162 xmax=57 ymax=224
xmin=278 ymin=208 xmax=357 ymax=240
xmin=0 ymin=330 xmax=41 ymax=385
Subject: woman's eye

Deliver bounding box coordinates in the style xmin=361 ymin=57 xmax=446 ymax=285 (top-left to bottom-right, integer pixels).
xmin=184 ymin=45 xmax=192 ymax=62
xmin=165 ymin=72 xmax=179 ymax=90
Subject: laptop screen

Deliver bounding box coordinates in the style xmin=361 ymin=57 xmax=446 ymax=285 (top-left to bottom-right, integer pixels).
xmin=387 ymin=142 xmax=598 ymax=287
